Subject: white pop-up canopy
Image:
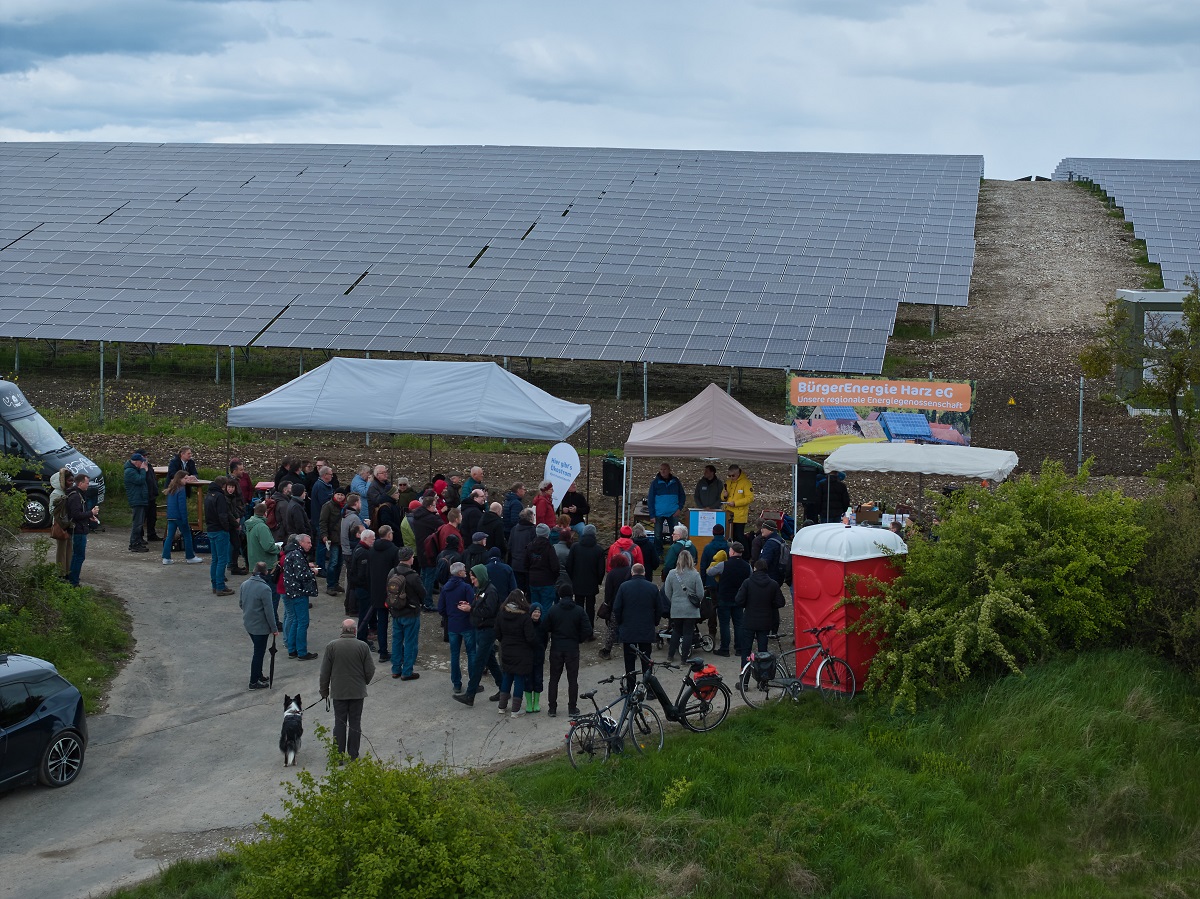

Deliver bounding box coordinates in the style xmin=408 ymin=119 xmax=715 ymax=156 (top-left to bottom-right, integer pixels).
xmin=227 ymin=358 xmax=591 ymax=441
xmin=823 ymin=443 xmax=1019 ymax=482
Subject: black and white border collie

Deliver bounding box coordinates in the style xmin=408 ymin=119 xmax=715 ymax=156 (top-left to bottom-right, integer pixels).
xmin=280 ymin=694 xmax=303 ymax=766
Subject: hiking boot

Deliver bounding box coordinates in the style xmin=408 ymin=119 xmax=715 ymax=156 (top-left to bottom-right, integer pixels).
xmin=288 ymin=651 xmax=298 ymax=659
xmin=215 ymin=588 xmax=235 ymax=596
xmin=452 ymin=693 xmax=475 ymax=707
xmin=401 ymin=673 xmax=420 ymax=681
xmin=129 ymin=545 xmax=149 ymax=553
xmin=488 ymin=691 xmax=502 ymax=702
xmin=297 ymin=652 xmax=318 ymax=661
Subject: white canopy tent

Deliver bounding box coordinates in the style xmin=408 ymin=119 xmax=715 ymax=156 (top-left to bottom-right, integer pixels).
xmin=227 ymin=357 xmax=592 ymax=489
xmin=621 ymin=383 xmax=800 ymax=526
xmin=228 ymin=358 xmax=590 ymax=440
xmin=822 ymin=444 xmax=1019 ymax=481
xmin=821 ymin=443 xmax=1019 ymax=518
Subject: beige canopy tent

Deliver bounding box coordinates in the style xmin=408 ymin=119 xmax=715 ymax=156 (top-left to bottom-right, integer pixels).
xmin=622 ymin=383 xmax=800 ymax=525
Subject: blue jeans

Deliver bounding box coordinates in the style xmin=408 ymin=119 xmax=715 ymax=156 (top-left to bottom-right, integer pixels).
xmin=530 ymin=585 xmax=556 ymax=607
xmin=249 ymin=633 xmax=268 ymax=685
xmin=162 ymin=520 xmax=195 ymax=560
xmin=391 ymin=615 xmax=421 ymax=677
xmin=283 ymin=594 xmax=310 ymax=655
xmin=500 ymin=672 xmax=526 ymax=703
xmin=208 ymin=530 xmax=230 ymax=590
xmin=449 ymin=629 xmax=477 ymax=692
xmin=325 ymin=544 xmax=342 ymax=590
xmin=69 ymin=533 xmax=87 ymax=586
xmin=466 ymin=626 xmax=503 ymax=694
xmin=717 ymin=604 xmax=744 ymax=654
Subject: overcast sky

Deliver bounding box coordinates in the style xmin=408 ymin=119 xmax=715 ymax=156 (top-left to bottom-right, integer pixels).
xmin=1 ymin=0 xmax=1196 ymax=179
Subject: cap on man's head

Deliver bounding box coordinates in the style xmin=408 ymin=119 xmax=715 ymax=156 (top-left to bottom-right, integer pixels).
xmin=408 ymin=500 xmax=421 ymax=511
xmin=130 ymin=453 xmax=146 ymax=462
xmin=535 ymin=523 xmax=551 ymax=537
xmin=472 ymin=531 xmax=488 ymax=543
xmin=134 ymin=448 xmax=148 ymax=457
xmin=712 ymin=524 xmax=725 ymax=536
xmin=761 ymin=520 xmax=778 ymax=532
xmin=620 ymin=525 xmax=632 ymax=537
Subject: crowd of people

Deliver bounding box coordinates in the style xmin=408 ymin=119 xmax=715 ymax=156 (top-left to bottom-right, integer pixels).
xmin=50 ymin=446 xmax=800 ymax=757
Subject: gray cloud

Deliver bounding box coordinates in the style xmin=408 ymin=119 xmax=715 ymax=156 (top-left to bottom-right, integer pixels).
xmin=0 ymin=0 xmax=268 ymax=74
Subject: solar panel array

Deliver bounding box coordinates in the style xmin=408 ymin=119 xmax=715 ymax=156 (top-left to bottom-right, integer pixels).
xmin=0 ymin=143 xmax=984 ymax=372
xmin=1052 ymin=158 xmax=1200 ymax=290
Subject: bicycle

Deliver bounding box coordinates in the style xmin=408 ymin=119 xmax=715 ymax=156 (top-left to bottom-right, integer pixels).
xmin=565 ymin=674 xmax=664 ymax=768
xmin=630 ymin=646 xmax=731 ymax=733
xmin=655 ymin=621 xmax=715 ymax=654
xmin=736 ymin=626 xmax=856 ymax=708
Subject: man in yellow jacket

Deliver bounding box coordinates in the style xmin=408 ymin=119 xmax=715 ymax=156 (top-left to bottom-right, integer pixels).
xmin=721 ymin=464 xmax=754 ymax=545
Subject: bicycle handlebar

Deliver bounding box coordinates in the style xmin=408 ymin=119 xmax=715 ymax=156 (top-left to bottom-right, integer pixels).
xmin=597 ymin=675 xmax=618 ymax=685
xmin=803 ymin=625 xmax=836 ymax=636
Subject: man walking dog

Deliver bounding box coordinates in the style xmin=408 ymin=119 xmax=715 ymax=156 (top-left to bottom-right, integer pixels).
xmin=319 ymin=619 xmax=375 ymax=761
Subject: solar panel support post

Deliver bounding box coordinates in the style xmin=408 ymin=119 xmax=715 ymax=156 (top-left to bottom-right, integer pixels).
xmin=1077 ymin=375 xmax=1084 ymax=474
xmin=115 ymin=344 xmax=121 ymax=381
xmin=738 ymin=367 xmax=743 ymax=390
xmin=616 ymin=363 xmax=622 ymax=399
xmin=726 ymin=372 xmax=732 ymax=395
xmin=930 ymin=306 xmax=940 ymax=337
xmin=12 ymin=339 xmax=17 ymax=375
xmin=99 ymin=341 xmax=105 ymax=425
xmin=643 ymin=362 xmax=649 ymax=420
xmin=214 ymin=350 xmax=219 ymax=384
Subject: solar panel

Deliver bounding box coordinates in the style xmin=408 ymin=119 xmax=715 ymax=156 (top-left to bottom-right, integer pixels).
xmin=1052 ymin=158 xmax=1200 ymax=289
xmin=0 ymin=143 xmax=984 ymax=373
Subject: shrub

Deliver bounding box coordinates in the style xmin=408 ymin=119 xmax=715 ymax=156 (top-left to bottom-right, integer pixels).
xmin=853 ymin=460 xmax=1146 ymax=711
xmin=235 ymin=732 xmax=590 ymax=899
xmin=1131 ymin=482 xmax=1200 ymax=674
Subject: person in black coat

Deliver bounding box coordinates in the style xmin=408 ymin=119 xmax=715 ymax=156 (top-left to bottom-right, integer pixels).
xmin=735 ymin=560 xmax=787 ymax=663
xmin=612 ymin=564 xmax=665 ymax=693
xmin=564 ymin=523 xmax=606 ymax=630
xmin=496 ymin=590 xmax=539 ymax=715
xmin=478 ymin=502 xmax=507 ymax=556
xmin=459 ymin=490 xmax=486 ymax=543
xmin=631 ymin=524 xmax=659 ymax=580
xmin=541 ymin=585 xmax=593 ymax=717
xmin=815 ymin=471 xmax=851 ymax=524
xmin=364 ymin=527 xmax=401 ymax=662
xmin=137 ymin=449 xmax=161 ymax=541
xmin=525 ymin=523 xmax=560 ymax=607
xmin=507 ymin=509 xmax=537 ymax=592
xmin=711 ymin=542 xmax=753 ymax=657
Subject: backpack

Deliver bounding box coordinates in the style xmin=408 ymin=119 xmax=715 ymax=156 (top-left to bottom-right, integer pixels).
xmin=422 ymin=531 xmax=440 ymax=565
xmin=766 ymin=535 xmax=790 ymax=584
xmin=619 ymin=548 xmax=634 ymax=567
xmin=386 ymin=566 xmax=415 ymax=616
xmin=265 ymin=496 xmax=278 ymax=530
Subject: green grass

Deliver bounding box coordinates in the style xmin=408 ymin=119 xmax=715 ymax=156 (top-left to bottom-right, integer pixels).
xmin=109 ymin=650 xmax=1200 ymax=898
xmin=1069 ymin=181 xmax=1165 ymax=289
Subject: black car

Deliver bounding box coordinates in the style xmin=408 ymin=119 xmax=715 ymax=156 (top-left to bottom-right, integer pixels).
xmin=0 ymin=653 xmax=88 ymax=790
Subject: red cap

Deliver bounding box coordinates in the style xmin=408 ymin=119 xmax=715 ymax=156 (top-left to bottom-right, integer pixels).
xmin=620 ymin=525 xmax=632 ymax=537
xmin=408 ymin=500 xmax=421 ymax=511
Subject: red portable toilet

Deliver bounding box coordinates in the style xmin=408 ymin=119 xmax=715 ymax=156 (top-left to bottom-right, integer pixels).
xmin=790 ymin=524 xmax=907 ymax=690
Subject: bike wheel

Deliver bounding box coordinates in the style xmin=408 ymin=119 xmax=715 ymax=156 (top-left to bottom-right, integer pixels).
xmin=699 ymin=632 xmax=715 ymax=652
xmin=567 ymin=722 xmax=611 ymax=769
xmin=816 ymin=657 xmax=856 ymax=701
xmin=627 ymin=704 xmax=665 ymax=753
xmin=737 ymin=660 xmax=790 ymax=709
xmin=679 ymin=680 xmax=731 ymax=732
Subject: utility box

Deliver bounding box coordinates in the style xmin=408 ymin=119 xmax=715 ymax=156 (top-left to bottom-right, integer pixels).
xmin=790 ymin=524 xmax=907 ymax=690
xmin=602 ymin=456 xmax=624 ymax=497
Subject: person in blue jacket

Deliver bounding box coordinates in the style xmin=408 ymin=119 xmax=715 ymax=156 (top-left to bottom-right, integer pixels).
xmin=647 ymin=463 xmax=686 ymax=550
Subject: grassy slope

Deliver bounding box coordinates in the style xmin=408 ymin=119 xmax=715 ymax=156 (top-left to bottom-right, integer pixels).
xmin=111 ymin=650 xmax=1200 ymax=899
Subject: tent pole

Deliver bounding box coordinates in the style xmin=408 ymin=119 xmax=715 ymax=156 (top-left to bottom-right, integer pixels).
xmin=230 ymin=346 xmax=236 ymax=407
xmin=428 ymin=435 xmax=433 ymax=485
xmin=642 ymin=362 xmax=648 ymax=420
xmin=364 ymin=351 xmax=370 ymax=447
xmin=274 ymin=429 xmax=279 ymax=458
xmin=621 ymin=456 xmax=629 ymax=529
xmin=390 ymin=434 xmax=395 ymax=481
xmin=225 ymin=426 xmax=231 ymax=470
xmin=99 ymin=341 xmax=105 ymax=425
xmin=792 ymin=464 xmax=798 ymax=528
xmin=586 ymin=420 xmax=592 ymax=512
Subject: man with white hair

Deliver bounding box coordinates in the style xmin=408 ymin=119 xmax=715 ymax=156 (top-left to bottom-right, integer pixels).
xmin=479 ymin=501 xmax=507 ymax=555
xmin=460 ymin=466 xmax=485 ymax=502
xmin=366 ymin=464 xmax=391 ymax=523
xmin=320 ymin=618 xmax=375 ymax=760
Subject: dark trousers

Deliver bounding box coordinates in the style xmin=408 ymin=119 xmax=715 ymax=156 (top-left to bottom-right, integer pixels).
xmin=717 ymin=604 xmax=744 ymax=653
xmin=143 ymin=501 xmax=158 ymax=538
xmin=745 ymin=629 xmax=771 ymax=665
xmin=622 ymin=641 xmax=653 ymax=694
xmin=548 ymin=648 xmax=580 ymax=713
xmin=466 ymin=626 xmax=503 ymax=694
xmin=576 ymin=594 xmax=597 ymax=630
xmin=249 ymin=633 xmax=268 ymax=685
xmin=358 ymin=605 xmax=389 ymax=657
xmin=129 ymin=505 xmax=147 ymax=548
xmin=730 ymin=522 xmax=746 ymax=546
xmin=668 ymin=619 xmax=696 ymax=661
xmin=332 ymin=698 xmax=364 ymax=759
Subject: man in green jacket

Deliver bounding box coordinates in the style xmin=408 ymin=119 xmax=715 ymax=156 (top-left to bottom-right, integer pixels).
xmin=319 ymin=619 xmax=376 ymax=760
xmin=124 ymin=452 xmax=150 ymax=553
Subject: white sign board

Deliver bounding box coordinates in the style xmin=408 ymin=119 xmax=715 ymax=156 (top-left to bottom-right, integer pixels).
xmin=543 ymin=442 xmax=581 ymax=512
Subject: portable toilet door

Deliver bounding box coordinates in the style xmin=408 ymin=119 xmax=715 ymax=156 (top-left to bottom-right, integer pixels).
xmin=789 ymin=524 xmax=907 ymax=689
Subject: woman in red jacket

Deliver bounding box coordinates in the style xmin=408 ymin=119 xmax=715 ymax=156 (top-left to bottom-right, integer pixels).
xmin=533 ymin=480 xmax=556 ymax=528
